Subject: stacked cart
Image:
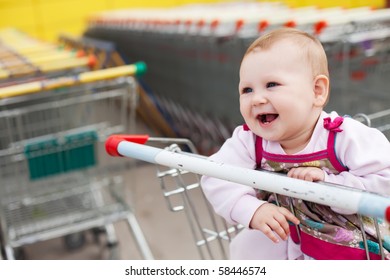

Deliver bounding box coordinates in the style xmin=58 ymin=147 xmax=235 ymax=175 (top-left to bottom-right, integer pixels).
xmin=0 ymin=28 xmax=153 ymax=259
xmin=0 ymin=28 xmax=95 ymax=87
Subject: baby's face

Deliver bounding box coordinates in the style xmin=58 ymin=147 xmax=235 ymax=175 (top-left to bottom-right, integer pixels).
xmin=239 ymin=40 xmax=322 ymax=152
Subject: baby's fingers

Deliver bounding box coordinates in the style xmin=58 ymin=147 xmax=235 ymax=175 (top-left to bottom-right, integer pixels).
xmin=259 ymin=224 xmax=280 ymax=244
xmin=268 ymin=219 xmax=289 ymax=241
xmin=279 ymin=207 xmax=300 ymax=225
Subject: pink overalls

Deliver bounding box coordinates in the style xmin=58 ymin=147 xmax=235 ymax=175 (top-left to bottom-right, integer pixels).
xmin=244 ymin=116 xmax=390 ymax=260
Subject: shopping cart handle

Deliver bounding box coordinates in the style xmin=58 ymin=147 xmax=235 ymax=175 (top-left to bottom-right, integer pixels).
xmin=105 ymin=134 xmax=149 ymax=156
xmin=106 ymin=139 xmax=390 ymax=223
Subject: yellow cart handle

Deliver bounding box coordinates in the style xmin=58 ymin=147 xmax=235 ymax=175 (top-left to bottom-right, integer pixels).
xmin=0 ymin=62 xmax=147 ymax=99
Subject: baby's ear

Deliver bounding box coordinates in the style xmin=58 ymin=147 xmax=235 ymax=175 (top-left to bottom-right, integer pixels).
xmin=313 ymin=75 xmax=329 ymax=107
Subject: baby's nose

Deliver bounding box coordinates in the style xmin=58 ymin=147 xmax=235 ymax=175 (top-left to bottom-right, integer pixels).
xmin=252 ymin=91 xmax=268 ymax=105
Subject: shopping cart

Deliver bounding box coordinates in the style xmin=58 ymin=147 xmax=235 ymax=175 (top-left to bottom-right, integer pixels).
xmin=106 ymin=135 xmax=243 ymax=259
xmin=105 ymin=111 xmax=390 ymax=260
xmin=322 ymin=14 xmax=390 ymax=115
xmin=0 ymin=28 xmax=95 ymax=88
xmin=354 ymin=109 xmax=390 ymax=139
xmin=56 ymin=34 xmax=177 ymax=139
xmin=0 ymin=63 xmax=154 ymax=260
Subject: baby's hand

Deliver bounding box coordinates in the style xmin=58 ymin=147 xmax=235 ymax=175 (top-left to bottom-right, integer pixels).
xmin=249 ymin=203 xmax=300 ymax=243
xmin=287 ymin=167 xmax=325 ymax=182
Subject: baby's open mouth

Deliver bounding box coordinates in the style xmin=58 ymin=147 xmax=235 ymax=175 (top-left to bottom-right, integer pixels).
xmin=258 ymin=114 xmax=279 ymax=124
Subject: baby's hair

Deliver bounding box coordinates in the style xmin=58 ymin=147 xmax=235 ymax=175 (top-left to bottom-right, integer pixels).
xmin=245 ymin=28 xmax=329 ymax=79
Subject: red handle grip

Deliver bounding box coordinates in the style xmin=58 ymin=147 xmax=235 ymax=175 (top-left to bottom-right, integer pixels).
xmin=105 ymin=134 xmax=149 ymax=156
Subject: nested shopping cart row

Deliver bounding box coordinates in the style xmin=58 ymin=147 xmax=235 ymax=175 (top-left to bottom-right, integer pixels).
xmin=0 ymin=62 xmax=154 ymax=260
xmin=85 ymin=4 xmax=390 ymax=154
xmin=0 ymin=28 xmax=96 ymax=88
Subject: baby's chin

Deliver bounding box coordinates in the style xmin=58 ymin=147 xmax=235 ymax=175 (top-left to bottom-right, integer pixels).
xmin=251 ymin=130 xmax=280 ymax=142
xmin=261 ymin=135 xmax=281 ymax=143
xmin=245 ymin=123 xmax=282 ymax=142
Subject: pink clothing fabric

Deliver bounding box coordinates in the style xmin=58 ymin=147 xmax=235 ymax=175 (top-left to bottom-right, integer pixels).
xmin=200 ymin=111 xmax=390 ymax=259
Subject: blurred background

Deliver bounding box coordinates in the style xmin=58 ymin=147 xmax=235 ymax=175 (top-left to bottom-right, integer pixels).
xmin=1 ymin=0 xmax=388 ymax=42
xmin=0 ymin=0 xmax=389 ymax=260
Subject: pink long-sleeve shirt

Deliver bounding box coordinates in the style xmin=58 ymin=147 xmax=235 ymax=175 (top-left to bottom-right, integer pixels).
xmin=201 ymin=111 xmax=390 ymax=228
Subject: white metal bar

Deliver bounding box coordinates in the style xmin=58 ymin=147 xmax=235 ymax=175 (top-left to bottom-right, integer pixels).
xmin=113 ymin=140 xmax=390 ymax=222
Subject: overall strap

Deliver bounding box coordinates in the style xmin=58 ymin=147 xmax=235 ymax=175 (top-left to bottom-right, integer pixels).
xmin=255 ymin=136 xmax=263 ymax=167
xmin=243 ymin=124 xmax=263 ymax=167
xmin=324 ymin=117 xmax=349 ymax=173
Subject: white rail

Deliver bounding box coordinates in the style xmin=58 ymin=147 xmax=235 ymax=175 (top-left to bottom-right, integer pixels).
xmin=106 ymin=135 xmax=390 ymax=223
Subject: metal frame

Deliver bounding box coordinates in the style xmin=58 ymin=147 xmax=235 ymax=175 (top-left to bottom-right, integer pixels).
xmin=0 ymin=75 xmax=153 ymax=260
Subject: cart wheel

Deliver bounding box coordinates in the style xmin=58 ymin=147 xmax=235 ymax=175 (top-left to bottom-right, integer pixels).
xmin=14 ymin=247 xmax=26 ymax=260
xmin=64 ymin=232 xmax=86 ymax=250
xmin=91 ymin=227 xmax=105 ymax=244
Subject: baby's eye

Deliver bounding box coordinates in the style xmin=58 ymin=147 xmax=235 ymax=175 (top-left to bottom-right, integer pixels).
xmin=242 ymin=87 xmax=253 ymax=94
xmin=266 ymin=82 xmax=279 ymax=88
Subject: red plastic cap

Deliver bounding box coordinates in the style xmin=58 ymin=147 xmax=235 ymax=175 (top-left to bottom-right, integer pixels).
xmin=235 ymin=19 xmax=244 ymax=32
xmin=197 ymin=19 xmax=205 ymax=28
xmin=258 ymin=20 xmax=269 ymax=33
xmin=284 ymin=20 xmax=296 ymax=28
xmin=386 ymin=206 xmax=390 ymax=223
xmin=211 ymin=19 xmax=219 ymax=30
xmin=350 ymin=70 xmax=366 ymax=81
xmin=105 ymin=134 xmax=149 ymax=157
xmin=105 ymin=135 xmax=123 ymax=156
xmin=314 ymin=20 xmax=328 ymax=35
xmin=76 ymin=50 xmax=86 ymax=57
xmin=87 ymin=54 xmax=97 ymax=68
